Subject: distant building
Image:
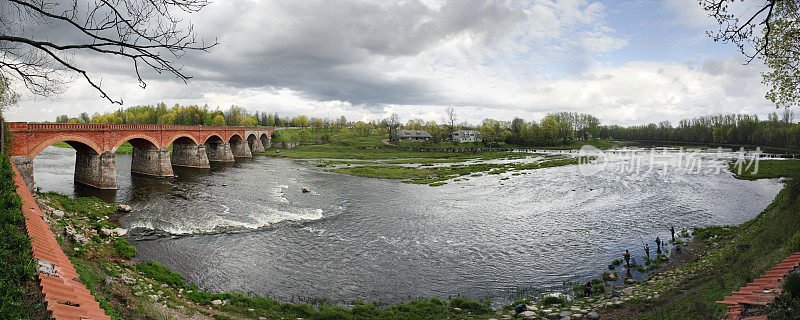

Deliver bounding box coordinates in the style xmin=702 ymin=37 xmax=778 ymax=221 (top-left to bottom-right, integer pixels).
xmin=451 ymin=130 xmax=482 ymax=143
xmin=392 ymin=130 xmax=432 ymax=141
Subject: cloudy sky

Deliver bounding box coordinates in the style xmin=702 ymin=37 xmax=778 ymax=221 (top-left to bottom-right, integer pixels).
xmin=3 ymin=0 xmax=777 ymax=126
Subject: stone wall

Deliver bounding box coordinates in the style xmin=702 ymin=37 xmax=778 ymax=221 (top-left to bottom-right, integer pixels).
xmin=172 ymin=143 xmax=211 ymax=168
xmin=205 ymin=141 xmax=235 ymax=162
xmin=74 ymin=151 xmax=117 ymax=189
xmin=230 ymin=140 xmax=252 ymax=157
xmin=131 ymin=146 xmax=173 ymax=176
xmin=11 ymin=156 xmax=33 ymax=191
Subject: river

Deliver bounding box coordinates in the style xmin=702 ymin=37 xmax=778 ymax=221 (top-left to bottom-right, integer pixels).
xmin=32 ymin=146 xmax=783 ymax=304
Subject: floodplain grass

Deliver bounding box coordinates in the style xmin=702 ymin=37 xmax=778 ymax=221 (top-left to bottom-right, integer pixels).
xmin=728 ymin=158 xmax=800 ymax=180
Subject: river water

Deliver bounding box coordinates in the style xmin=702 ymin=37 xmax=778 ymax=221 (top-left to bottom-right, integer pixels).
xmin=32 ymin=146 xmax=783 ymax=304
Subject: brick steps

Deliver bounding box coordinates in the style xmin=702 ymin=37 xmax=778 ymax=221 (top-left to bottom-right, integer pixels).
xmin=11 ymin=161 xmax=110 ymax=320
xmin=716 ymin=252 xmax=800 ymax=319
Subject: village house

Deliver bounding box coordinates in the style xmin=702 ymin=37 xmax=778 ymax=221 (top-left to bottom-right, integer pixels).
xmin=392 ymin=130 xmax=432 ymax=141
xmin=451 ymin=130 xmax=482 ymax=143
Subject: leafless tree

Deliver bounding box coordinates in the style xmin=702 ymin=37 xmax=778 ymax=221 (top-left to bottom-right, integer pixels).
xmin=0 ymin=0 xmax=217 ymax=104
xmin=444 ymin=106 xmax=457 ymax=132
xmin=701 ymin=0 xmax=778 ymax=63
xmin=388 ymin=113 xmax=400 ymax=134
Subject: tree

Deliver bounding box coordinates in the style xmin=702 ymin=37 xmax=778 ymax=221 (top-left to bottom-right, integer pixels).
xmin=0 ymin=0 xmax=216 ymax=104
xmin=388 ymin=113 xmax=400 ymax=134
xmin=210 ymin=114 xmax=226 ymax=127
xmin=702 ymin=0 xmax=800 ymax=108
xmin=241 ymin=116 xmax=258 ymax=127
xmin=444 ymin=106 xmax=457 ymax=133
xmin=1 ymin=75 xmax=18 ymax=153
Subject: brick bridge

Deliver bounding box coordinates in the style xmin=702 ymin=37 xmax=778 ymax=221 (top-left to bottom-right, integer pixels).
xmin=8 ymin=122 xmax=274 ymax=190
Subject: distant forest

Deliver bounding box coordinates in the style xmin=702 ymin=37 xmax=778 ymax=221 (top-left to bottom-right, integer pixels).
xmin=54 ymin=103 xmax=800 ymax=150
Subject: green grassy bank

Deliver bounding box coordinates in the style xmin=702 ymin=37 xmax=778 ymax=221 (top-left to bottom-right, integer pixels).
xmin=0 ymin=155 xmax=49 ymax=319
xmin=605 ymin=159 xmax=800 ymax=319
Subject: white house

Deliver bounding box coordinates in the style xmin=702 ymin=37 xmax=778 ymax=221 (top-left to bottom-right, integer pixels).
xmin=451 ymin=130 xmax=482 ymax=143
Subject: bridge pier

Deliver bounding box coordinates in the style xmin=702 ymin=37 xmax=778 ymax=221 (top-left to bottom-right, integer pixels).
xmin=131 ymin=146 xmax=174 ymax=177
xmin=261 ymin=135 xmax=271 ymax=149
xmin=231 ymin=140 xmax=252 ymax=158
xmin=205 ymin=141 xmax=235 ymax=162
xmin=75 ymin=151 xmax=117 ymax=189
xmin=248 ymin=139 xmax=265 ymax=153
xmin=11 ymin=156 xmax=34 ymax=191
xmin=172 ymin=143 xmax=211 ymax=168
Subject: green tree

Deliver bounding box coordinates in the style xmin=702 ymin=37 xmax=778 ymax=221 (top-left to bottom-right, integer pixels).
xmin=703 ymin=0 xmax=800 ymax=108
xmin=242 ymin=116 xmax=258 ymax=127
xmin=210 ymin=114 xmax=226 ymax=127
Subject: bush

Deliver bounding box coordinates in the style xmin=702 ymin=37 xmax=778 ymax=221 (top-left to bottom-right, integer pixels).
xmin=540 ymin=295 xmax=564 ymax=305
xmin=784 ymin=273 xmax=800 ymax=298
xmin=135 ymin=261 xmax=184 ymax=288
xmin=113 ymin=238 xmax=136 ymax=259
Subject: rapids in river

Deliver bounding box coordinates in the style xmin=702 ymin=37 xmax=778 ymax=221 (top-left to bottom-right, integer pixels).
xmin=32 ymin=146 xmax=783 ymax=304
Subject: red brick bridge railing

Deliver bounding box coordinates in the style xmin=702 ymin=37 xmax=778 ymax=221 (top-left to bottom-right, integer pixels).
xmin=8 ymin=122 xmax=274 ymax=190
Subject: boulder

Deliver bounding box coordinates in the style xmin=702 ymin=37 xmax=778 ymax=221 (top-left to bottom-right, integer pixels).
xmin=301 ymin=187 xmax=310 ymax=193
xmin=548 ymin=313 xmax=561 ymax=319
xmin=587 ymin=311 xmax=600 ymax=319
xmin=36 ymin=259 xmax=56 ymax=276
xmin=116 ymin=204 xmax=132 ymax=212
xmin=559 ymin=311 xmax=573 ymax=317
xmin=52 ymin=209 xmax=65 ymax=218
xmin=211 ymin=299 xmax=223 ymax=306
xmin=519 ymin=311 xmax=536 ymax=317
xmin=73 ymin=233 xmax=89 ymax=245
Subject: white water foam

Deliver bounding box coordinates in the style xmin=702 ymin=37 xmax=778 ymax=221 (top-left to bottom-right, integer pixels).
xmin=128 ymin=207 xmax=325 ymax=235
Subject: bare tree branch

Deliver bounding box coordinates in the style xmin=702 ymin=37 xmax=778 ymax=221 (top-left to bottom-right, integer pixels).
xmin=0 ymin=0 xmax=217 ymax=104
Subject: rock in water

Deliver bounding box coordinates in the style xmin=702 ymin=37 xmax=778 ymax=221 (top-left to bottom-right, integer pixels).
xmin=301 ymin=187 xmax=310 ymax=193
xmin=116 ymin=204 xmax=132 ymax=212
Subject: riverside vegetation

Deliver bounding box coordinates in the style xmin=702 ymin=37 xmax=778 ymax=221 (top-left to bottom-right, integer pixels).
xmin=261 ymin=133 xmax=596 ymax=186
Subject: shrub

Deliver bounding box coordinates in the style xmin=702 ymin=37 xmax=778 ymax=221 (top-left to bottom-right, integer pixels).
xmin=113 ymin=238 xmax=136 ymax=259
xmin=135 ymin=261 xmax=184 ymax=288
xmin=784 ymin=273 xmax=800 ymax=298
xmin=540 ymin=295 xmax=564 ymax=305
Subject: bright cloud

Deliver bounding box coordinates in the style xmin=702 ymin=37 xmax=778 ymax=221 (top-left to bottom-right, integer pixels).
xmin=2 ymin=0 xmax=779 ymax=126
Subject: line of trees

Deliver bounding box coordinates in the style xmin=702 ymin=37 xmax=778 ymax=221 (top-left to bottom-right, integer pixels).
xmin=52 ymin=104 xmax=800 ymax=150
xmin=54 ymin=103 xmax=324 ymax=128
xmin=599 ymin=110 xmax=800 ymax=150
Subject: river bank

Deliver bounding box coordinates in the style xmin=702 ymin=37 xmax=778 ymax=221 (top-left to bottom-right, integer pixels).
xmin=12 ymin=143 xmax=792 ymax=319
xmin=21 ymin=159 xmax=796 ymax=320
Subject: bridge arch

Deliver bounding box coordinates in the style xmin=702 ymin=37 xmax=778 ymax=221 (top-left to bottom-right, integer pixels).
xmin=201 ymin=133 xmax=224 ymax=144
xmin=166 ymin=134 xmax=199 ymax=147
xmin=111 ymin=133 xmax=162 ymax=151
xmin=228 ymin=133 xmax=244 ymax=142
xmin=28 ymin=135 xmax=103 ymax=160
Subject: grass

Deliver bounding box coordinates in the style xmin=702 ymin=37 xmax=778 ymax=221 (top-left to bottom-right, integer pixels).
xmin=326 ymin=156 xmax=589 ymax=186
xmin=0 ymin=155 xmax=49 ymax=319
xmin=328 ymin=165 xmax=434 ymax=179
xmin=622 ymin=161 xmax=800 ymax=319
xmin=728 ymin=159 xmax=800 ymax=180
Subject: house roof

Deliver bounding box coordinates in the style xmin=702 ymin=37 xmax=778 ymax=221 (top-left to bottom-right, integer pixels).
xmin=397 ymin=130 xmax=432 ymax=138
xmin=452 ymin=130 xmax=481 ymax=135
